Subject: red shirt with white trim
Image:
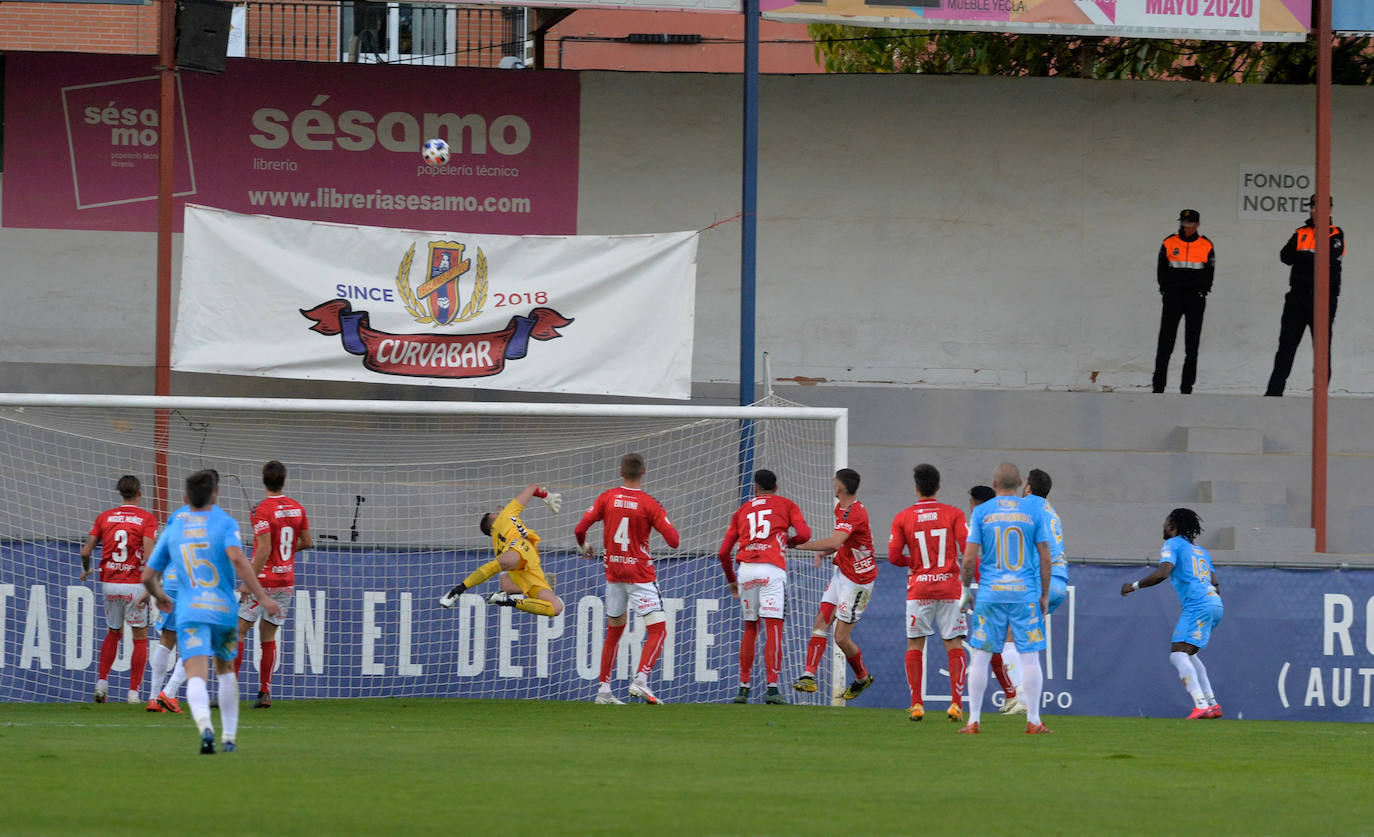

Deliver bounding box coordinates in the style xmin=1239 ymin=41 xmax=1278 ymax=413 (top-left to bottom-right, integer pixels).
xmin=575 ymin=487 xmax=679 ymax=583
xmin=718 ymin=493 xmax=811 ymax=581
xmin=252 ymin=495 xmax=309 ymax=588
xmin=89 ymin=505 xmax=158 ymax=583
xmin=832 ymin=500 xmax=877 ymax=585
xmin=888 ymin=499 xmax=968 ymax=600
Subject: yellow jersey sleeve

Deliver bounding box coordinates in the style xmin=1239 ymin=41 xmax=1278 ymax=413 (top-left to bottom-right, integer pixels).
xmin=491 ymin=498 xmax=540 ymax=555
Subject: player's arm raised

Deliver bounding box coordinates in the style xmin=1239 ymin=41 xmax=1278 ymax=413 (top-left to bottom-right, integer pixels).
xmin=514 ymin=483 xmax=562 ymax=513
xmin=78 ymin=532 xmax=99 ymax=581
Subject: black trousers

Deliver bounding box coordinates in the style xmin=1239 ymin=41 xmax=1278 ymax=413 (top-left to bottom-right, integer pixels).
xmin=1266 ymin=290 xmax=1338 ymax=396
xmin=1153 ymin=289 xmax=1206 ymax=394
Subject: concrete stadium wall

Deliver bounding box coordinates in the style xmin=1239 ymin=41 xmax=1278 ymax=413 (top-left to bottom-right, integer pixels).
xmin=3 ymin=71 xmax=1373 ymax=396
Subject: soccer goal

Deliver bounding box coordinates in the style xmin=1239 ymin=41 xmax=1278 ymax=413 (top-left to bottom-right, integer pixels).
xmin=0 ymin=393 xmax=847 ymax=706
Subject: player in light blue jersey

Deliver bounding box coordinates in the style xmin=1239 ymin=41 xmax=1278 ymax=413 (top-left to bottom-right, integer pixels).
xmin=957 ymin=463 xmax=1054 ymax=734
xmin=1022 ymin=469 xmax=1067 ymax=613
xmin=1121 ymin=508 xmax=1224 ymax=719
xmin=143 ymin=470 xmax=280 ymax=754
xmin=146 ymin=501 xmax=193 ymax=714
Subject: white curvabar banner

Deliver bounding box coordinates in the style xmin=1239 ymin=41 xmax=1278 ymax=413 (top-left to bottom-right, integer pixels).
xmin=173 ymin=205 xmax=698 ymax=399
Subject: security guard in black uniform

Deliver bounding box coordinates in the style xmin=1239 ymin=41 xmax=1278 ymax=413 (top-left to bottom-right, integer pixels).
xmin=1264 ymin=195 xmax=1344 ymax=397
xmin=1153 ymin=209 xmax=1215 ymax=394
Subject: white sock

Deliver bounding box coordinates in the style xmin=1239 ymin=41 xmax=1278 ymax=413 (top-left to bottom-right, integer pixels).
xmin=217 ymin=673 xmax=240 ymax=743
xmin=1020 ymin=653 xmax=1044 ymax=725
xmin=165 ymin=657 xmax=187 ymax=697
xmin=187 ymin=677 xmax=213 ymax=733
xmin=1191 ymin=655 xmax=1216 ymax=705
xmin=967 ymin=649 xmax=992 ymax=724
xmin=97 ymin=678 xmax=108 ymax=692
xmin=1000 ymin=642 xmax=1023 ymax=692
xmin=148 ymin=645 xmax=171 ymax=698
xmin=1170 ymin=651 xmax=1207 ymax=708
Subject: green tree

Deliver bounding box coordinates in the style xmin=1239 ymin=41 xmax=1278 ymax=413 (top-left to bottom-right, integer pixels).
xmin=807 ymin=26 xmax=1374 ymax=83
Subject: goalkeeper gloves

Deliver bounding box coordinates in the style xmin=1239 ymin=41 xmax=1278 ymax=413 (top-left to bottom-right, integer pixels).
xmin=531 ymin=486 xmax=561 ymax=512
xmin=958 ymin=582 xmax=977 ymax=613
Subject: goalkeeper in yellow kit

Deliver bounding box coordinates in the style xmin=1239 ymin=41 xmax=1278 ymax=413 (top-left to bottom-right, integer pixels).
xmin=439 ymin=483 xmax=565 ymax=617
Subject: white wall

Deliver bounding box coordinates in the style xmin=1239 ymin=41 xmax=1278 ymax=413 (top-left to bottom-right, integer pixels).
xmin=2 ymin=71 xmax=1372 ymax=396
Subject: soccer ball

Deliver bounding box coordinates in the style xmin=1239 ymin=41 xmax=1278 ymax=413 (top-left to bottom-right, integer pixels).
xmin=422 ymin=138 xmax=450 ymax=166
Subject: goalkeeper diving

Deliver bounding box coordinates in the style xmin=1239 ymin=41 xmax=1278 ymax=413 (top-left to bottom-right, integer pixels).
xmin=440 ymin=483 xmax=565 ymax=617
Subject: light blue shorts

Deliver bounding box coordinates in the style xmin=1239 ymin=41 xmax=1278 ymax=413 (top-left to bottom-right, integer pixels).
xmin=1048 ymin=577 xmax=1069 ymax=614
xmin=155 ymin=607 xmax=177 ymax=633
xmin=1172 ymin=596 xmax=1223 ymax=649
xmin=969 ymin=601 xmax=1046 ymax=653
xmin=178 ymin=621 xmax=238 ymax=662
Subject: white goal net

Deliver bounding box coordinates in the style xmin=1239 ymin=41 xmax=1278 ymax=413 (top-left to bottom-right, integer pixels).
xmin=0 ymin=394 xmax=846 ymax=706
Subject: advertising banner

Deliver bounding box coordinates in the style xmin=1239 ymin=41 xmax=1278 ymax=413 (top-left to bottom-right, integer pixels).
xmin=1 ymin=53 xmax=579 ymax=234
xmin=1334 ymin=1 xmax=1374 ymax=33
xmin=5 ymin=547 xmax=1372 ymax=723
xmin=172 ymin=205 xmax=698 ymax=398
xmin=764 ymin=0 xmax=1311 ymax=43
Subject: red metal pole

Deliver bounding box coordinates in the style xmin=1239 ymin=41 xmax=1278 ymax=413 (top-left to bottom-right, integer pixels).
xmin=1312 ymin=0 xmax=1331 ymax=552
xmin=154 ymin=0 xmax=176 ymax=520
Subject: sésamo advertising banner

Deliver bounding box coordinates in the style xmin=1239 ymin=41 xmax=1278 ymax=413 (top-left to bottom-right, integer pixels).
xmin=172 ymin=205 xmax=698 ymax=398
xmin=764 ymin=0 xmax=1311 ymax=43
xmin=1 ymin=53 xmax=579 ymax=234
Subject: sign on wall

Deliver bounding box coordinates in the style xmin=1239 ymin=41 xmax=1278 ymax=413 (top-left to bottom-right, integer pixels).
xmin=1 ymin=53 xmax=579 ymax=234
xmin=4 ymin=548 xmax=1373 ymax=722
xmin=172 ymin=205 xmax=698 ymax=398
xmin=764 ymin=0 xmax=1311 ymax=43
xmin=1334 ymin=0 xmax=1374 ymax=33
xmin=1238 ymin=165 xmax=1315 ymax=221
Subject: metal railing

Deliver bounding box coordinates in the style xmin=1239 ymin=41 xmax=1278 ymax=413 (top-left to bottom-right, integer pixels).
xmin=238 ymin=1 xmax=526 ymax=67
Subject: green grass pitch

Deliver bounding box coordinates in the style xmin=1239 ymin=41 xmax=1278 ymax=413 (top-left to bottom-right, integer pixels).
xmin=3 ymin=699 xmax=1371 ymax=836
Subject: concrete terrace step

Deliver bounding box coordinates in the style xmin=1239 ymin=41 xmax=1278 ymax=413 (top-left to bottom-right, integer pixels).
xmin=1177 ymin=426 xmax=1265 ymax=454
xmin=1196 ymin=480 xmax=1287 ymax=505
xmin=1215 ymin=526 xmax=1316 ymax=554
xmin=1053 ymin=501 xmax=1290 ymax=557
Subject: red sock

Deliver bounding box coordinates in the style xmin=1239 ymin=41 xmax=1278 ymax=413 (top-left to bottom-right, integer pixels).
xmin=234 ymin=641 xmax=246 ymax=676
xmin=599 ymin=624 xmax=626 ymax=683
xmin=129 ymin=638 xmax=148 ymax=692
xmin=739 ymin=621 xmax=759 ymax=686
xmin=98 ymin=630 xmax=120 ymax=680
xmin=992 ymin=653 xmax=1016 ymax=697
xmin=638 ymin=622 xmax=667 ymax=675
xmin=804 ymin=634 xmax=828 ymax=675
xmin=846 ymin=649 xmax=868 ymax=679
xmin=762 ymin=618 xmax=783 ymax=686
xmin=259 ymin=641 xmax=277 ymax=691
xmin=905 ymin=648 xmax=923 ymax=706
xmin=947 ymin=647 xmax=967 ymax=709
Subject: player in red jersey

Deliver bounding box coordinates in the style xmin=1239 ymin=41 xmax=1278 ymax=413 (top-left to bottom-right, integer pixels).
xmin=889 ymin=464 xmax=969 ymax=723
xmin=235 ymin=461 xmax=312 ymax=709
xmin=575 ymin=453 xmax=680 ymax=705
xmin=792 ymin=468 xmax=877 ymax=700
xmin=80 ymin=475 xmax=159 ymax=704
xmin=717 ymin=469 xmax=811 ymax=705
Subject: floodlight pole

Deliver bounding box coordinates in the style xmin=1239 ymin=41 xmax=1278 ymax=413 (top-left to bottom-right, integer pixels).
xmin=1312 ymin=0 xmax=1331 ymax=552
xmin=154 ymin=0 xmax=176 ymax=520
xmin=737 ymin=0 xmax=761 ymax=501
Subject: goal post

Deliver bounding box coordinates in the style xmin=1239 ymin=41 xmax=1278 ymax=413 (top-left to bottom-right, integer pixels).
xmin=0 ymin=393 xmax=847 ymax=706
